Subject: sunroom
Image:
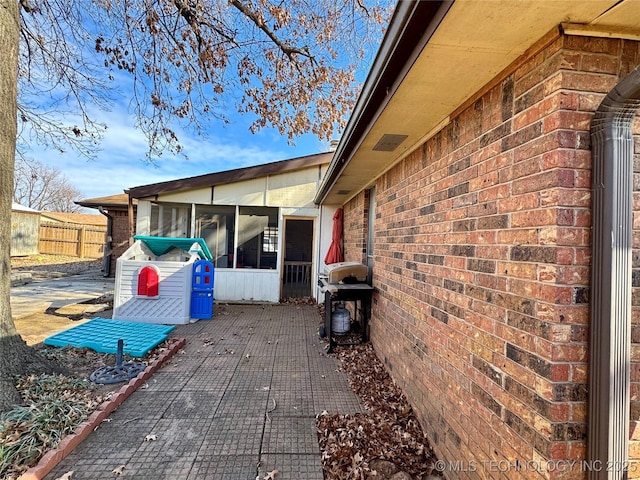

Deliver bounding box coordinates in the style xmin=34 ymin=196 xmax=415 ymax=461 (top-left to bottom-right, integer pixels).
xmin=126 ymin=152 xmax=336 ymax=303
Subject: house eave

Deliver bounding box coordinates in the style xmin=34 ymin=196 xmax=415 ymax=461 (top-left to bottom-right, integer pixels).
xmin=314 ymin=0 xmax=449 ymax=205
xmin=316 ymin=0 xmax=640 ymax=206
xmin=127 ymin=152 xmax=332 ymax=199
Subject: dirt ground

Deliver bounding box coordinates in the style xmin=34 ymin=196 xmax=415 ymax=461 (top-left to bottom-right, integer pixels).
xmin=11 ymin=254 xmax=102 ymax=281
xmin=13 ymin=301 xmax=113 ymax=346
xmin=11 ymin=254 xmax=110 ymax=345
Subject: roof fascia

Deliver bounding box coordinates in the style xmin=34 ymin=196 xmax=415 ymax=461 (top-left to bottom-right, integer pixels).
xmin=127 ymin=152 xmax=332 ymax=199
xmin=314 ymin=0 xmax=453 ymax=205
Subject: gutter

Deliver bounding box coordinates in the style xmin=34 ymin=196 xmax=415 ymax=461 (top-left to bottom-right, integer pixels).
xmin=588 ymin=64 xmax=640 ymax=480
xmin=314 ymin=0 xmax=452 ymax=205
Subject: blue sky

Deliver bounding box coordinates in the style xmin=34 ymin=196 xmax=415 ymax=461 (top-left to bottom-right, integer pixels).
xmin=16 ymin=2 xmax=393 ymax=203
xmin=32 ymin=103 xmax=332 ymax=201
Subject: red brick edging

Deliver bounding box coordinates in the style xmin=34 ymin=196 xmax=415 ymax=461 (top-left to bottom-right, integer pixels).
xmin=18 ymin=338 xmax=186 ymax=480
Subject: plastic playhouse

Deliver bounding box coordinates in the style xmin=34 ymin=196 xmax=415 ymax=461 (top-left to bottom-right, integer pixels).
xmin=113 ymin=235 xmax=215 ymax=324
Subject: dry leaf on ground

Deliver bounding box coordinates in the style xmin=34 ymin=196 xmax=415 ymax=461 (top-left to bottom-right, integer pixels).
xmin=54 ymin=471 xmax=74 ymax=480
xmin=317 ymin=343 xmax=439 ymax=479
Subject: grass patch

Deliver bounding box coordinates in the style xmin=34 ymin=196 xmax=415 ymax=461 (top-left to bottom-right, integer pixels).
xmin=0 ymin=373 xmax=106 ymax=478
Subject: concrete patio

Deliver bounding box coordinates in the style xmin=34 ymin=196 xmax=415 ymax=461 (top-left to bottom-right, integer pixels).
xmin=44 ymin=303 xmax=365 ymax=479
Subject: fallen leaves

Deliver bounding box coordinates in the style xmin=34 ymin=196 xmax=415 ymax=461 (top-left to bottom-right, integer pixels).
xmin=280 ymin=296 xmax=317 ymax=305
xmin=0 ymin=374 xmax=111 ymax=478
xmin=316 ymin=343 xmax=438 ymax=479
xmin=1 ymin=339 xmax=179 ymax=480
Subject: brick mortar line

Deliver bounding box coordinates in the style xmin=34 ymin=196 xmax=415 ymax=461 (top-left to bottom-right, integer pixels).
xmin=18 ymin=337 xmax=187 ymax=480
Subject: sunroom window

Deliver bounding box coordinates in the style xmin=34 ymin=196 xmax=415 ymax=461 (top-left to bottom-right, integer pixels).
xmin=150 ymin=203 xmax=191 ymax=238
xmin=194 ymin=205 xmax=235 ymax=268
xmin=237 ymin=207 xmax=278 ymax=269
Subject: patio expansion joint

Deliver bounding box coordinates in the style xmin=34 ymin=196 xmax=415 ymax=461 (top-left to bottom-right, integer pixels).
xmin=256 ymin=348 xmax=278 ymax=479
xmin=203 ymin=335 xmax=278 ymax=480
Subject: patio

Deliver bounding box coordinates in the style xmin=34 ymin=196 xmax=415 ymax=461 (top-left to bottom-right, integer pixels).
xmin=44 ymin=303 xmax=365 ymax=480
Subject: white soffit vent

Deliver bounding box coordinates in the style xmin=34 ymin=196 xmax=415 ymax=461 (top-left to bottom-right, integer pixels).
xmin=372 ymin=134 xmax=408 ymax=152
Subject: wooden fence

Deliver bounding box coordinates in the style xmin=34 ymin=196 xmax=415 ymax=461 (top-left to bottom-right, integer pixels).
xmin=38 ymin=222 xmax=106 ymax=259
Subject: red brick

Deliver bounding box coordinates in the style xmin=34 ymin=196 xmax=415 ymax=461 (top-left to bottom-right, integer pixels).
xmin=543 ymin=111 xmax=592 ymax=134
xmin=540 ymin=188 xmax=589 ymax=208
xmin=574 ymin=170 xmax=591 ymax=188
xmin=498 ymin=192 xmax=540 ymax=213
xmin=541 ymin=149 xmax=591 ymax=170
xmin=512 ymin=171 xmax=558 ymax=195
xmin=551 ymin=344 xmax=588 ymax=363
xmin=498 ymin=228 xmax=539 ymax=245
xmin=343 ymin=33 xmax=637 ymax=479
xmin=534 ymin=223 xmax=557 ymax=245
xmin=511 ymin=208 xmax=557 ymax=227
xmin=499 ymin=261 xmax=538 ymax=280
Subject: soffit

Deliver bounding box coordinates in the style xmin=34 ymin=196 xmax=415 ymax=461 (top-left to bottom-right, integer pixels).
xmin=322 ymin=0 xmax=640 ymax=204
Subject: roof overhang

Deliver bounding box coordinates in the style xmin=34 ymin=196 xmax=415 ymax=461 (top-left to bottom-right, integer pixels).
xmin=127 ymin=152 xmax=332 ymax=199
xmin=315 ymin=0 xmax=640 ymax=205
xmin=75 ymin=193 xmax=136 ymax=210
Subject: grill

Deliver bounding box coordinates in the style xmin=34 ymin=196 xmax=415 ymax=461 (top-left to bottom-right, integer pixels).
xmin=322 ymin=262 xmax=369 ymax=284
xmin=318 ymin=262 xmax=373 ymax=352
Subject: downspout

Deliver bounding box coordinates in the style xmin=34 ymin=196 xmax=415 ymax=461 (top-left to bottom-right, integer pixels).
xmin=127 ymin=191 xmax=135 ymax=245
xmin=588 ymin=64 xmax=640 ymax=480
xmin=98 ymin=207 xmax=113 ymax=277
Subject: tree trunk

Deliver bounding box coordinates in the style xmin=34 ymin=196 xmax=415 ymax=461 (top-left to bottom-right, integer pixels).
xmin=0 ymin=0 xmax=64 ymax=413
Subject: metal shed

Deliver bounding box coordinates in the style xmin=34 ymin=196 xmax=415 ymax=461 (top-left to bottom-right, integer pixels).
xmin=11 ymin=202 xmax=40 ymax=257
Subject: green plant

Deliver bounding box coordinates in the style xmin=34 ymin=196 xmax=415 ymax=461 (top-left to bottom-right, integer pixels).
xmin=0 ymin=374 xmax=102 ymax=478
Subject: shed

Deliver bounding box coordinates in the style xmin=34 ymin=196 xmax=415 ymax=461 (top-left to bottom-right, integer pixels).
xmin=113 ymin=236 xmax=213 ymax=325
xmin=11 ymin=202 xmax=40 ymax=257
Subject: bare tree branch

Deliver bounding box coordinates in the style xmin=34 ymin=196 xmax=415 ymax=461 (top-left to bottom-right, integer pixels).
xmin=229 ymin=0 xmax=313 ymax=62
xmin=19 ymin=0 xmax=35 ymax=13
xmin=13 ymin=157 xmax=83 ymax=212
xmin=16 ymin=0 xmax=391 ymax=156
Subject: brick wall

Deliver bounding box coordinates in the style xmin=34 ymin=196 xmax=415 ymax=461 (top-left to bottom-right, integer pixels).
xmin=343 ymin=190 xmax=369 ymax=265
xmin=108 ymin=210 xmax=134 ymax=277
xmin=342 ymin=34 xmax=640 ymax=479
